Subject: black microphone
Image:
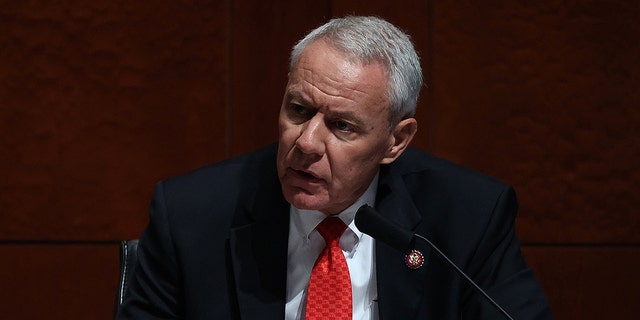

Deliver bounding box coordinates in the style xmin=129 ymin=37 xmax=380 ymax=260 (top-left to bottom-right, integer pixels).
xmin=354 ymin=204 xmax=415 ymax=252
xmin=355 ymin=204 xmax=515 ymax=320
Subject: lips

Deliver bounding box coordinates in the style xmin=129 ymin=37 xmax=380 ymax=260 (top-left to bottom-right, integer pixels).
xmin=290 ymin=168 xmax=323 ymax=183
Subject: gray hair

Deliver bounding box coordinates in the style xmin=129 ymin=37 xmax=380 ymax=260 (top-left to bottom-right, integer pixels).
xmin=290 ymin=16 xmax=423 ymax=126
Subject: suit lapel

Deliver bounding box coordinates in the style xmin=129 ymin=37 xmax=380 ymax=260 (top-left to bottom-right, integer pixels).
xmin=228 ymin=156 xmax=290 ymax=320
xmin=374 ymin=167 xmax=432 ymax=320
xmin=229 ymin=214 xmax=288 ymax=320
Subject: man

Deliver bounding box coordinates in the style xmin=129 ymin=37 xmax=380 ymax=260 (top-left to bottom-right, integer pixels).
xmin=117 ymin=16 xmax=553 ymax=319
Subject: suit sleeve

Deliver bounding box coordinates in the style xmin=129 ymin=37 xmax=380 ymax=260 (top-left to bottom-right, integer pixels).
xmin=116 ymin=181 xmax=183 ymax=319
xmin=461 ymin=186 xmax=554 ymax=320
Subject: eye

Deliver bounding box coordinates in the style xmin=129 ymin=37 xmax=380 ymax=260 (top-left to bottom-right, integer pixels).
xmin=292 ymin=104 xmax=306 ymax=114
xmin=286 ymin=103 xmax=315 ymax=123
xmin=332 ymin=120 xmax=354 ymax=132
xmin=290 ymin=104 xmax=314 ymax=117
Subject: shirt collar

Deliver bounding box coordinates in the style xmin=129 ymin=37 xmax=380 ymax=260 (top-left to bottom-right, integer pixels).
xmin=290 ymin=171 xmax=379 ymax=242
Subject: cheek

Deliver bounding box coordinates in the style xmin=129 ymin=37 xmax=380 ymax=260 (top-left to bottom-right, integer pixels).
xmin=329 ymin=150 xmax=367 ymax=176
xmin=278 ymin=123 xmax=297 ymax=145
xmin=347 ymin=141 xmax=388 ymax=163
xmin=277 ymin=117 xmax=286 ymax=138
xmin=280 ymin=134 xmax=299 ymax=154
xmin=330 ymin=146 xmax=385 ymax=178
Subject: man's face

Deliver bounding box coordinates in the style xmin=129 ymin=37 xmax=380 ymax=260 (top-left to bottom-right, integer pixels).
xmin=276 ymin=40 xmax=399 ymax=215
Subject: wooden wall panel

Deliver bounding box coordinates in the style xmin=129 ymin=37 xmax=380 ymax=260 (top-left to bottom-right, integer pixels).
xmin=0 ymin=1 xmax=638 ymax=319
xmin=228 ymin=1 xmax=330 ymax=156
xmin=0 ymin=244 xmax=120 ymax=319
xmin=0 ymin=1 xmax=229 ymax=241
xmin=523 ymin=246 xmax=640 ymax=319
xmin=429 ymin=1 xmax=639 ymax=243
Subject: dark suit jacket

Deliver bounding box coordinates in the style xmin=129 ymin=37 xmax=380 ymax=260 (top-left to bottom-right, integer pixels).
xmin=117 ymin=144 xmax=553 ymax=319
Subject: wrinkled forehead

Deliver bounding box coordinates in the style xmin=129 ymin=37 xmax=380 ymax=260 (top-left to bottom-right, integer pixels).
xmin=292 ymin=39 xmax=392 ymax=98
xmin=296 ymin=38 xmax=391 ymax=73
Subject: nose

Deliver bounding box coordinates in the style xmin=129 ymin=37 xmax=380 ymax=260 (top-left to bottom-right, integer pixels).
xmin=295 ymin=114 xmax=326 ymax=156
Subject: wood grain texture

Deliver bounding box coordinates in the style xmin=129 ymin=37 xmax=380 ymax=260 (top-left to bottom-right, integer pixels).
xmin=429 ymin=1 xmax=639 ymax=243
xmin=0 ymin=1 xmax=229 ymax=240
xmin=228 ymin=1 xmax=330 ymax=156
xmin=523 ymin=246 xmax=640 ymax=319
xmin=0 ymin=244 xmax=120 ymax=319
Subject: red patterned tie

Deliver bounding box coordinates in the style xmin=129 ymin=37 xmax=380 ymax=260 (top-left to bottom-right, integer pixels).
xmin=305 ymin=217 xmax=352 ymax=320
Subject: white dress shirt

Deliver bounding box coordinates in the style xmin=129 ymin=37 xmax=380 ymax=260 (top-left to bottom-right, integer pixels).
xmin=285 ymin=174 xmax=379 ymax=320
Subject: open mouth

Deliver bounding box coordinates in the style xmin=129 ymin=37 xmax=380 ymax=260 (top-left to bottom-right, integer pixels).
xmin=299 ymin=171 xmax=316 ymax=179
xmin=292 ymin=169 xmax=322 ymax=182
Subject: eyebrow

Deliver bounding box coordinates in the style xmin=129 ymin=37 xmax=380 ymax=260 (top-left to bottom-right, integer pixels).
xmin=286 ymin=90 xmax=309 ymax=105
xmin=330 ymin=110 xmax=363 ymax=126
xmin=289 ymin=96 xmax=365 ymax=128
xmin=286 ymin=89 xmax=366 ymax=128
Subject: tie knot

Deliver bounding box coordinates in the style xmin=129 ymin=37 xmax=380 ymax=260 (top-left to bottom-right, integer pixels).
xmin=316 ymin=217 xmax=347 ymax=244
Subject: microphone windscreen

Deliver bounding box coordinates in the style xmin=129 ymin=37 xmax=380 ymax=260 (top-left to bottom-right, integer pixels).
xmin=355 ymin=205 xmax=414 ymax=252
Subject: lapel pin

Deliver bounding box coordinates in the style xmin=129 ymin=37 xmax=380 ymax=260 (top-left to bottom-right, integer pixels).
xmin=405 ymin=249 xmax=425 ymax=269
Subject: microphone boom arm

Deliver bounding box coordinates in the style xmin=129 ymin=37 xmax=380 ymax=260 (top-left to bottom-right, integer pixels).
xmin=414 ymin=233 xmax=515 ymax=320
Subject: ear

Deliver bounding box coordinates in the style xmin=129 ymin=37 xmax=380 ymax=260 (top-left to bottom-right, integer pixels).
xmin=380 ymin=118 xmax=418 ymax=164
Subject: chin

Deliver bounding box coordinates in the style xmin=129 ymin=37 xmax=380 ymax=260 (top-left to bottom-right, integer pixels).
xmin=284 ymin=190 xmax=328 ymax=211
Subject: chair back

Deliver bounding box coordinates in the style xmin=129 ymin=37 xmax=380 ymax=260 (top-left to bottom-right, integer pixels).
xmin=114 ymin=239 xmax=139 ymax=318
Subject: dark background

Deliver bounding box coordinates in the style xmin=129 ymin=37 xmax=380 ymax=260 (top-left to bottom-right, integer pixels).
xmin=1 ymin=1 xmax=638 ymax=318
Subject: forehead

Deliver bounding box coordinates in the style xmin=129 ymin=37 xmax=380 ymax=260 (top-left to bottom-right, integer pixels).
xmin=287 ymin=40 xmax=390 ymax=112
